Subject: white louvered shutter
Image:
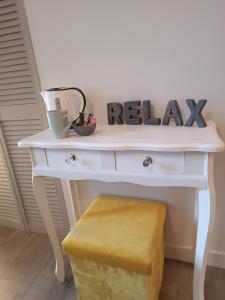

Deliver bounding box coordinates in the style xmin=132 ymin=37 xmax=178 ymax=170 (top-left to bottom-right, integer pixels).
xmin=0 ymin=0 xmax=69 ymax=235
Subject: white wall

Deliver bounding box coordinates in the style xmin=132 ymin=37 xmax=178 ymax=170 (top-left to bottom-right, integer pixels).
xmin=24 ymin=0 xmax=225 ymax=266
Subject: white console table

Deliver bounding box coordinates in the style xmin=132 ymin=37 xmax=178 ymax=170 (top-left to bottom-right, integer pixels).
xmin=18 ymin=121 xmax=224 ymax=300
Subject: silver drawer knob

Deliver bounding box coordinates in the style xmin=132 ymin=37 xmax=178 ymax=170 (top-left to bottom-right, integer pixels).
xmin=143 ymin=156 xmax=152 ymax=167
xmin=65 ymin=153 xmax=76 ymax=164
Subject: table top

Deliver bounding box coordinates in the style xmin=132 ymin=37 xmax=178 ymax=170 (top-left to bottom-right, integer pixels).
xmin=18 ymin=121 xmax=224 ymax=152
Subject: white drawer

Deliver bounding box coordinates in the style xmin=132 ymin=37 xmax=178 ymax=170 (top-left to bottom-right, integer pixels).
xmin=46 ymin=149 xmax=116 ymax=170
xmin=46 ymin=149 xmax=102 ymax=170
xmin=115 ymin=151 xmax=184 ymax=174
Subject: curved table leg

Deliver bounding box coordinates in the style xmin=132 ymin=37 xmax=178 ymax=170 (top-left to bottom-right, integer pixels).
xmin=33 ymin=175 xmax=65 ymax=282
xmin=193 ymin=154 xmax=216 ymax=300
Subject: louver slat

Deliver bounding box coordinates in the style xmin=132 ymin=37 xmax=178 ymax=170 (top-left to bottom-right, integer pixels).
xmin=0 ymin=13 xmax=17 ymax=23
xmin=0 ymin=18 xmax=19 ymax=29
xmin=0 ymin=25 xmax=21 ymax=36
xmin=0 ymin=0 xmax=16 ymax=8
xmin=0 ymin=64 xmax=29 ymax=73
xmin=0 ymin=76 xmax=32 ymax=85
xmin=0 ymin=92 xmax=34 ymax=101
xmin=0 ymin=39 xmax=24 ymax=49
xmin=0 ymin=5 xmax=17 ymax=15
xmin=0 ymin=57 xmax=28 ymax=67
xmin=0 ymin=87 xmax=33 ymax=96
xmin=0 ymin=44 xmax=25 ymax=55
xmin=0 ymin=51 xmax=27 ymax=62
xmin=0 ymin=2 xmax=15 ymax=9
xmin=0 ymin=69 xmax=30 ymax=78
xmin=0 ymin=32 xmax=23 ymax=43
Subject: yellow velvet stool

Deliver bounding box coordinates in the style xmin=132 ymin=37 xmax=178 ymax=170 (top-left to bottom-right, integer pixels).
xmin=62 ymin=195 xmax=166 ymax=300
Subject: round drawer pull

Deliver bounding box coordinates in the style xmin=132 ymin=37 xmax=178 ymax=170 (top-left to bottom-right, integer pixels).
xmin=65 ymin=153 xmax=76 ymax=164
xmin=143 ymin=156 xmax=153 ymax=167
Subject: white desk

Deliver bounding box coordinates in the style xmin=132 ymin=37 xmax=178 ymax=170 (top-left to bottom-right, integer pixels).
xmin=19 ymin=121 xmax=224 ymax=300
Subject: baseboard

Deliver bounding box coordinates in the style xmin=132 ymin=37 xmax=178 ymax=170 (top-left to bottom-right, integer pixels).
xmin=165 ymin=243 xmax=194 ymax=263
xmin=165 ymin=243 xmax=225 ymax=269
xmin=208 ymin=250 xmax=225 ymax=269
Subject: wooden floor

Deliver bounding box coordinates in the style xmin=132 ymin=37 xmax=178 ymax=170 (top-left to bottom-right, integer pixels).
xmin=0 ymin=226 xmax=224 ymax=300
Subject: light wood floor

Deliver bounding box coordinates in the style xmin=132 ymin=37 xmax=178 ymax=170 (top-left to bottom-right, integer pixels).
xmin=0 ymin=226 xmax=224 ymax=300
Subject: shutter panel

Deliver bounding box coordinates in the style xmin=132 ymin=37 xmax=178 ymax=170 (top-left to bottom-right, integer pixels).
xmin=0 ymin=0 xmax=69 ymax=235
xmin=0 ymin=150 xmax=21 ymax=226
xmin=0 ymin=125 xmax=25 ymax=230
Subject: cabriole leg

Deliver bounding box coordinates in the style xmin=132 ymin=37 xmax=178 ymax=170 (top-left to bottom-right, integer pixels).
xmin=33 ymin=175 xmax=65 ymax=282
xmin=193 ymin=154 xmax=215 ymax=300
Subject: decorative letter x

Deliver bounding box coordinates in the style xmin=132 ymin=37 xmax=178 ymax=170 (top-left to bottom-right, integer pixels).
xmin=185 ymin=99 xmax=207 ymax=128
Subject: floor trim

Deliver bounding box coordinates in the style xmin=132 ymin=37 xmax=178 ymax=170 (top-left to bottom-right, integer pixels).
xmin=165 ymin=244 xmax=225 ymax=269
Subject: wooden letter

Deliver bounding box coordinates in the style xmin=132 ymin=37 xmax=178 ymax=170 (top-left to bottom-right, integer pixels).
xmin=107 ymin=103 xmax=124 ymax=125
xmin=143 ymin=100 xmax=161 ymax=125
xmin=185 ymin=99 xmax=207 ymax=128
xmin=162 ymin=100 xmax=183 ymax=126
xmin=124 ymin=101 xmax=142 ymax=125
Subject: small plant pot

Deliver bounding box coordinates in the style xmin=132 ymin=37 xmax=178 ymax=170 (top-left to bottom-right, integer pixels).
xmin=73 ymin=123 xmax=96 ymax=136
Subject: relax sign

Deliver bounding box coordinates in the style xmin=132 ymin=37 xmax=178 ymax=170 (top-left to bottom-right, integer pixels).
xmin=107 ymin=99 xmax=207 ymax=128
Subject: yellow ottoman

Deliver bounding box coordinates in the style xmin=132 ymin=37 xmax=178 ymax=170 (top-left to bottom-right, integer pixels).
xmin=62 ymin=195 xmax=166 ymax=300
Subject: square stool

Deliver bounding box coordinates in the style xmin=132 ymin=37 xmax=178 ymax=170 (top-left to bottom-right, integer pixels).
xmin=62 ymin=195 xmax=166 ymax=300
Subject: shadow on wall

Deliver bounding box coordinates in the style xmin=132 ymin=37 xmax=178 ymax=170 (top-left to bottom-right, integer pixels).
xmin=75 ymin=180 xmax=196 ymax=252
